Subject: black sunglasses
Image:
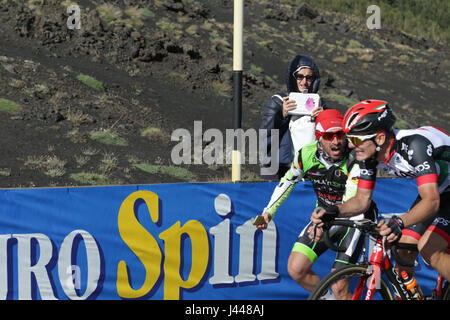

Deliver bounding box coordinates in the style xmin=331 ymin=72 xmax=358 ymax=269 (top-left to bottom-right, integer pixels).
xmin=295 ymin=74 xmax=315 ymax=81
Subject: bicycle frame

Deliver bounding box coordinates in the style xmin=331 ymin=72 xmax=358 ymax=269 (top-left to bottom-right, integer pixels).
xmin=352 ymin=237 xmax=384 ymax=299
xmin=354 ymin=236 xmax=410 ymax=300
xmin=356 ymin=237 xmax=448 ymax=300
xmin=318 ymin=218 xmax=448 ymax=300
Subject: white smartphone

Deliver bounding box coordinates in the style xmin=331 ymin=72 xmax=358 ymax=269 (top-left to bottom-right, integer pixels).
xmin=288 ymin=93 xmax=320 ymax=115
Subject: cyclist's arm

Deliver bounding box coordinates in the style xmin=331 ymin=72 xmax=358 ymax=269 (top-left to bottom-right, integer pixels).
xmin=401 ymin=182 xmax=440 ymax=228
xmin=257 ymin=146 xmax=310 ymax=231
xmin=260 ymin=148 xmax=307 ymax=225
xmin=378 ymin=179 xmax=440 ymax=242
xmin=337 ymin=186 xmax=373 ymax=218
xmin=262 ymin=164 xmax=303 ymax=220
xmin=379 ymin=135 xmax=441 ymax=240
xmin=398 ymin=135 xmax=441 ymax=227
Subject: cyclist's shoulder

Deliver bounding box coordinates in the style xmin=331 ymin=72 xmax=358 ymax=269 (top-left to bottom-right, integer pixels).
xmin=394 ymin=126 xmax=449 ymax=149
xmin=294 ymin=141 xmax=319 ymax=169
xmin=299 ymin=140 xmax=319 ymax=159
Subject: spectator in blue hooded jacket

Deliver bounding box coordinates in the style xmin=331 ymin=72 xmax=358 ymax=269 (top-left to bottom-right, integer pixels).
xmin=260 ymin=55 xmax=326 ymax=179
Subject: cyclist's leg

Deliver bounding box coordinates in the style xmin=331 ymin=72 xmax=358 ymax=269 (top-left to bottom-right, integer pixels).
xmin=397 ymin=195 xmax=435 ymax=275
xmin=419 ymin=230 xmax=450 ymax=280
xmin=418 ymin=192 xmax=450 ymax=280
xmin=330 ymin=225 xmax=366 ymax=300
xmin=287 ymin=251 xmax=319 ymax=292
xmin=329 ymin=202 xmax=378 ymax=300
xmin=288 ymin=222 xmax=327 ymax=292
xmin=395 ymin=234 xmax=420 ymax=275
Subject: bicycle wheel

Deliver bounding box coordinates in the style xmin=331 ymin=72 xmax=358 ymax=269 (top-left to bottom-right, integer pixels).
xmin=308 ymin=265 xmax=394 ymax=300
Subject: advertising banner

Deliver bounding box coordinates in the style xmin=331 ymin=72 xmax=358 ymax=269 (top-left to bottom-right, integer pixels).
xmin=0 ymin=178 xmax=437 ymax=300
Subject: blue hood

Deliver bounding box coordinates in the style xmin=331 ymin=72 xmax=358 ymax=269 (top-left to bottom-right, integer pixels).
xmin=286 ymin=55 xmax=321 ymax=93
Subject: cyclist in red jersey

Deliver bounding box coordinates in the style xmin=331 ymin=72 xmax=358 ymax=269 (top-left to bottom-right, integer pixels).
xmin=311 ymin=100 xmax=450 ymax=281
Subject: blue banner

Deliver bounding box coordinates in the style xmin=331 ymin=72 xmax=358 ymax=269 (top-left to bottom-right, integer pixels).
xmin=0 ymin=178 xmax=437 ymax=300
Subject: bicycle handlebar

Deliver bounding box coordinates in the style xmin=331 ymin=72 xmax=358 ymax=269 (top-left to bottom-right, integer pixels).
xmin=321 ymin=218 xmax=418 ymax=267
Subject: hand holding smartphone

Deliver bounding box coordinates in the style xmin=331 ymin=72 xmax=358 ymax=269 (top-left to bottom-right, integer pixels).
xmin=287 ymin=93 xmax=320 ymax=116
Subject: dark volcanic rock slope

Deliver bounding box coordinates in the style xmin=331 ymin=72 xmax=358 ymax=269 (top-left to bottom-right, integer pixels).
xmin=0 ymin=0 xmax=448 ymax=187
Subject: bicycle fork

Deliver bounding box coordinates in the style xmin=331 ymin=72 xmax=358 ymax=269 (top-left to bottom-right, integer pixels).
xmin=365 ymin=237 xmax=385 ymax=300
xmin=352 ymin=237 xmax=385 ymax=300
xmin=371 ymin=236 xmax=410 ymax=300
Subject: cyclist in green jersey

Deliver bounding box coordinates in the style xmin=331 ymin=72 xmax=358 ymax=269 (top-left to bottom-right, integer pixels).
xmin=255 ymin=109 xmax=378 ymax=299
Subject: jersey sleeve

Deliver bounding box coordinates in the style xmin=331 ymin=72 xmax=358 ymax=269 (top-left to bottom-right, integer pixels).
xmin=262 ymin=150 xmax=305 ymax=217
xmin=357 ymin=158 xmax=378 ymax=190
xmin=402 ymin=135 xmax=438 ymax=186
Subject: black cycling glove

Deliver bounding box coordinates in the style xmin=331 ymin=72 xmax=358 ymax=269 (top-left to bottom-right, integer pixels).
xmin=384 ymin=216 xmax=404 ymax=237
xmin=322 ymin=205 xmax=340 ymax=222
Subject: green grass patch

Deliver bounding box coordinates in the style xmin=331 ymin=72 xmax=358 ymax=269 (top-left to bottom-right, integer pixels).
xmin=0 ymin=168 xmax=11 ymax=177
xmin=211 ymin=81 xmax=231 ymax=97
xmin=44 ymin=155 xmax=67 ymax=177
xmin=134 ymin=163 xmax=196 ymax=181
xmin=299 ymin=0 xmax=450 ymax=44
xmin=140 ymin=8 xmax=155 ymax=18
xmin=0 ymin=98 xmax=21 ymax=113
xmin=347 ymin=39 xmax=363 ymax=49
xmin=141 ymin=127 xmax=161 ymax=137
xmin=393 ymin=112 xmax=411 ymax=129
xmin=141 ymin=127 xmax=169 ymax=142
xmin=77 ymin=74 xmax=105 ymax=92
xmin=134 ymin=163 xmax=159 ymax=174
xmin=24 ymin=155 xmax=66 ymax=177
xmin=322 ymin=94 xmax=359 ymax=108
xmin=90 ymin=130 xmax=127 ymax=146
xmin=96 ymin=4 xmax=122 ymax=24
xmin=156 ymin=17 xmax=183 ymax=38
xmin=70 ymin=172 xmax=110 ymax=185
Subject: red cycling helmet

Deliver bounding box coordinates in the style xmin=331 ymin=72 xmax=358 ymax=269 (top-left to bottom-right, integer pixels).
xmin=343 ymin=100 xmax=396 ymax=135
xmin=315 ymin=109 xmax=344 ymax=140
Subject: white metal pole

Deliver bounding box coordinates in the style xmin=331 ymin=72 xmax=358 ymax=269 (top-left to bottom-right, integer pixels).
xmin=232 ymin=0 xmax=243 ymax=182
